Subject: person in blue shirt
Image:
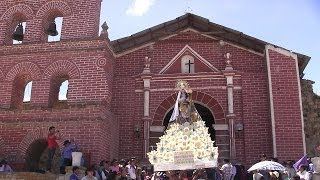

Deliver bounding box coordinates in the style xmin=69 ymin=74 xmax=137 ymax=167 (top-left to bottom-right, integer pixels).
xmin=70 ymin=166 xmax=80 ymax=180
xmin=63 ymin=139 xmax=79 ymax=166
xmin=61 ymin=139 xmax=79 ymax=174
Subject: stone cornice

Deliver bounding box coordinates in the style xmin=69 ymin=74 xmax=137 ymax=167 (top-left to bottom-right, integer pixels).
xmin=0 ymin=39 xmax=109 ymax=56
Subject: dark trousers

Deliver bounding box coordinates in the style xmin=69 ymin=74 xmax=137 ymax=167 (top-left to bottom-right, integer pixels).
xmin=47 ymin=148 xmax=56 ymax=171
xmin=60 ymin=158 xmax=72 ymax=174
xmin=64 ymin=158 xmax=72 ymax=166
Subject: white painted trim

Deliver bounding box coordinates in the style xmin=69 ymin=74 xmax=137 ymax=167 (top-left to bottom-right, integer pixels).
xmin=265 ymin=44 xmax=298 ymax=59
xmin=113 ymin=28 xmax=264 ymax=58
xmin=182 ymin=28 xmax=220 ymax=41
xmin=265 ymin=45 xmax=277 ymax=157
xmin=223 ymin=41 xmax=264 ymax=57
xmin=181 ymin=28 xmax=202 ymax=33
xmin=113 ymin=42 xmax=155 ymax=57
xmin=134 ymin=86 xmax=242 ymax=93
xmin=139 ymin=73 xmax=242 ymax=81
xmin=214 ymin=134 xmax=229 ymax=137
xmin=225 ymin=75 xmax=234 ymax=114
xmin=227 ymin=87 xmax=234 ymax=114
xmin=159 ymin=45 xmax=220 ymax=74
xmin=151 ymin=75 xmax=225 ymax=80
xmin=150 ymin=126 xmax=165 ymax=132
xmin=144 ymin=90 xmax=150 ymax=116
xmin=159 ymin=34 xmax=178 ymax=41
xmin=182 ymin=28 xmax=264 ymax=56
xmin=294 ymin=55 xmax=307 ymax=154
xmin=152 ymin=77 xmax=224 ymax=81
xmin=212 ymin=124 xmax=229 ymax=130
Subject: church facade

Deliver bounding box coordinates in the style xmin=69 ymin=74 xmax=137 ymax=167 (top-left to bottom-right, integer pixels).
xmin=0 ymin=0 xmax=310 ymax=170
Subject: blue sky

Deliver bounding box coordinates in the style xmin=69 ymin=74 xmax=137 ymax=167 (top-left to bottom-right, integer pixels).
xmin=100 ymin=0 xmax=320 ymax=94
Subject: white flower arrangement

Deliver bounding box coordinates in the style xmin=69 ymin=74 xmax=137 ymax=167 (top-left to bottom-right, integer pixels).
xmin=147 ymin=121 xmax=219 ymax=167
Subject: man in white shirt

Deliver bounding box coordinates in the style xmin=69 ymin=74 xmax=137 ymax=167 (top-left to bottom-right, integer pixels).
xmin=231 ymin=164 xmax=237 ymax=180
xmin=126 ymin=158 xmax=137 ymax=180
xmin=252 ymin=170 xmax=263 ymax=180
xmin=296 ymin=165 xmax=311 ymax=180
xmin=220 ymin=159 xmax=233 ymax=180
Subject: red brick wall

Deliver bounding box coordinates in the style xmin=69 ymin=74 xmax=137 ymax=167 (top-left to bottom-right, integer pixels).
xmin=268 ymin=49 xmax=304 ymax=161
xmin=113 ymin=31 xmax=275 ymax=165
xmin=0 ymin=1 xmax=305 ymax=168
xmin=0 ymin=106 xmax=118 ymax=169
xmin=0 ymin=39 xmax=117 ymax=166
xmin=0 ymin=0 xmax=101 ymax=44
xmin=0 ymin=0 xmax=117 ymax=166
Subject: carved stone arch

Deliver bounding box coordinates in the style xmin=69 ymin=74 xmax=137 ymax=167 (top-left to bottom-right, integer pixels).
xmin=44 ymin=60 xmax=80 ymax=79
xmin=36 ymin=1 xmax=72 ymax=18
xmin=18 ymin=127 xmax=64 ymax=158
xmin=152 ymin=91 xmax=226 ymax=126
xmin=5 ymin=62 xmax=42 ymax=81
xmin=0 ymin=4 xmax=34 ymax=21
xmin=151 ymin=91 xmax=230 ymax=159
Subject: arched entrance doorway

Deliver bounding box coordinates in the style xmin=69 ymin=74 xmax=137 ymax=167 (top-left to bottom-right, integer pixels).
xmin=25 ymin=139 xmax=61 ymax=173
xmin=25 ymin=139 xmax=48 ymax=172
xmin=163 ymin=103 xmax=215 ymax=141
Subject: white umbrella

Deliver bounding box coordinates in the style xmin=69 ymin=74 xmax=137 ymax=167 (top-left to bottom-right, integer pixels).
xmin=247 ymin=161 xmax=286 ymax=172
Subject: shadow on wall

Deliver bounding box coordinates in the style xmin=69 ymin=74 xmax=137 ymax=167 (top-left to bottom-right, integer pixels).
xmin=25 ymin=138 xmax=61 ymax=174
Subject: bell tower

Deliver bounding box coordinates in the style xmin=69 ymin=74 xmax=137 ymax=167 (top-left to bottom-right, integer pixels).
xmin=0 ymin=0 xmax=116 ymax=170
xmin=0 ymin=0 xmax=103 ymax=44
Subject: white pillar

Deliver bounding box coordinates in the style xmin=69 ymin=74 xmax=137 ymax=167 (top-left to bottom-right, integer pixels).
xmin=143 ymin=79 xmax=150 ymax=116
xmin=143 ymin=119 xmax=150 ymax=158
xmin=142 ymin=77 xmax=151 ymax=158
xmin=226 ymin=76 xmax=234 ymax=114
xmin=224 ymin=73 xmax=236 ymax=159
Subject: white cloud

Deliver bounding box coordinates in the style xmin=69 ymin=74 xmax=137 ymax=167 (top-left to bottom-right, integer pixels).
xmin=126 ymin=0 xmax=155 ymax=16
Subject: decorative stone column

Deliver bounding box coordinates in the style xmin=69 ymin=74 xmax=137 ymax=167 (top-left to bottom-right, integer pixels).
xmin=141 ymin=57 xmax=152 ymax=158
xmin=222 ymin=53 xmax=236 ymax=159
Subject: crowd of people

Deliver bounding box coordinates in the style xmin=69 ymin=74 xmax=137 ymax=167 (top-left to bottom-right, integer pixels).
xmin=248 ymin=154 xmax=315 ymax=180
xmin=44 ymin=125 xmax=316 ymax=180
xmin=68 ymin=158 xmax=215 ymax=180
xmin=0 ymin=126 xmax=316 ymax=180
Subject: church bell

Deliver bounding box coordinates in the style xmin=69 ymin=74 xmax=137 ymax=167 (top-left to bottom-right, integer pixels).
xmin=12 ymin=23 xmax=24 ymax=41
xmin=47 ymin=21 xmax=58 ymax=36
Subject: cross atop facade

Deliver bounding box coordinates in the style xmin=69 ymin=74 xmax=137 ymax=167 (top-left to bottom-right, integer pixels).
xmin=185 ymin=59 xmax=194 ymax=73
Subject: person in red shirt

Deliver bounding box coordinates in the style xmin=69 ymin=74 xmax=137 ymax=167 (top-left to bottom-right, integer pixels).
xmin=47 ymin=126 xmax=61 ymax=172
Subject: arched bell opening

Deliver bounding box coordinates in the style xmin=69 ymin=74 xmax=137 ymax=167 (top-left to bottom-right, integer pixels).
xmin=5 ymin=13 xmax=27 ymax=45
xmin=41 ymin=10 xmax=63 ymax=42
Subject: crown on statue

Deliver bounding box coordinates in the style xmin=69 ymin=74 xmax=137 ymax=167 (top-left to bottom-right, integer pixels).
xmin=176 ymin=80 xmax=192 ymax=92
